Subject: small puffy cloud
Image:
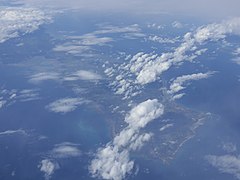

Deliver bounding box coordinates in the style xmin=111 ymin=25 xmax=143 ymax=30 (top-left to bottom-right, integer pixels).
xmin=0 ymin=100 xmax=6 ymax=108
xmin=172 ymin=21 xmax=183 ymax=29
xmin=222 ymin=143 xmax=237 ymax=153
xmin=90 ymin=99 xmax=164 ymax=180
xmin=39 ymin=159 xmax=59 ymax=180
xmin=148 ymin=35 xmax=180 ymax=44
xmin=46 ymin=97 xmax=90 ymax=113
xmin=234 ymin=48 xmax=240 ymax=56
xmin=0 ymin=7 xmax=51 ymax=43
xmin=206 ymin=155 xmax=240 ymax=179
xmin=64 ymin=70 xmax=102 ymax=81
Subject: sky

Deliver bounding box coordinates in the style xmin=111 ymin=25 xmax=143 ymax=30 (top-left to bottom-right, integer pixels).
xmin=11 ymin=0 xmax=240 ymax=19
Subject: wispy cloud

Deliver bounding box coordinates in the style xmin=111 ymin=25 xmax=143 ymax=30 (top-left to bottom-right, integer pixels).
xmin=0 ymin=129 xmax=27 ymax=136
xmin=53 ymin=24 xmax=142 ymax=55
xmin=64 ymin=70 xmax=102 ymax=81
xmin=167 ymin=72 xmax=214 ymax=99
xmin=46 ymin=97 xmax=90 ymax=114
xmin=29 ymin=72 xmax=60 ymax=84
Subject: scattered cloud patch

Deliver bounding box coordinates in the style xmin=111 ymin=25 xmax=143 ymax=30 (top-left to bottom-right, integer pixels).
xmin=148 ymin=35 xmax=180 ymax=44
xmin=108 ymin=18 xmax=240 ymax=88
xmin=39 ymin=159 xmax=59 ymax=180
xmin=159 ymin=123 xmax=174 ymax=132
xmin=53 ymin=24 xmax=142 ymax=54
xmin=46 ymin=97 xmax=90 ymax=113
xmin=172 ymin=21 xmax=183 ymax=29
xmin=0 ymin=129 xmax=27 ymax=136
xmin=167 ymin=72 xmax=214 ymax=99
xmin=222 ymin=143 xmax=237 ymax=153
xmin=29 ymin=72 xmax=60 ymax=84
xmin=51 ymin=142 xmax=81 ymax=158
xmin=206 ymin=155 xmax=240 ymax=179
xmin=64 ymin=70 xmax=102 ymax=81
xmin=0 ymin=7 xmax=51 ymax=43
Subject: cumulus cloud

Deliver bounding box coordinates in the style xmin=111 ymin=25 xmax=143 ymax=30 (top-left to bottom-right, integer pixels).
xmin=46 ymin=97 xmax=90 ymax=114
xmin=89 ymin=99 xmax=164 ymax=180
xmin=39 ymin=159 xmax=59 ymax=180
xmin=206 ymin=155 xmax=240 ymax=179
xmin=0 ymin=7 xmax=51 ymax=43
xmin=107 ymin=17 xmax=240 ymax=96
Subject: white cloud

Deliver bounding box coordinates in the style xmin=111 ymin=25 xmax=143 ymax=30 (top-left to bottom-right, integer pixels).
xmin=0 ymin=129 xmax=27 ymax=136
xmin=172 ymin=21 xmax=183 ymax=29
xmin=130 ymin=18 xmax=240 ymax=85
xmin=46 ymin=97 xmax=90 ymax=113
xmin=90 ymin=99 xmax=164 ymax=180
xmin=167 ymin=72 xmax=214 ymax=97
xmin=148 ymin=35 xmax=180 ymax=44
xmin=51 ymin=142 xmax=81 ymax=158
xmin=0 ymin=7 xmax=51 ymax=43
xmin=206 ymin=155 xmax=240 ymax=179
xmin=29 ymin=72 xmax=60 ymax=83
xmin=18 ymin=89 xmax=40 ymax=102
xmin=39 ymin=159 xmax=59 ymax=180
xmin=234 ymin=48 xmax=240 ymax=56
xmin=222 ymin=143 xmax=237 ymax=153
xmin=159 ymin=123 xmax=174 ymax=132
xmin=0 ymin=88 xmax=40 ymax=109
xmin=67 ymin=34 xmax=113 ymax=46
xmin=0 ymin=100 xmax=6 ymax=108
xmin=53 ymin=44 xmax=90 ymax=55
xmin=53 ymin=24 xmax=141 ymax=54
xmin=64 ymin=70 xmax=102 ymax=81
xmin=125 ymin=99 xmax=164 ymax=129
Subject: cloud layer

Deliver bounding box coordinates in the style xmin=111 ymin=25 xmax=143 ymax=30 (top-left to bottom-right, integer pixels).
xmin=0 ymin=7 xmax=51 ymax=43
xmin=12 ymin=0 xmax=240 ymax=18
